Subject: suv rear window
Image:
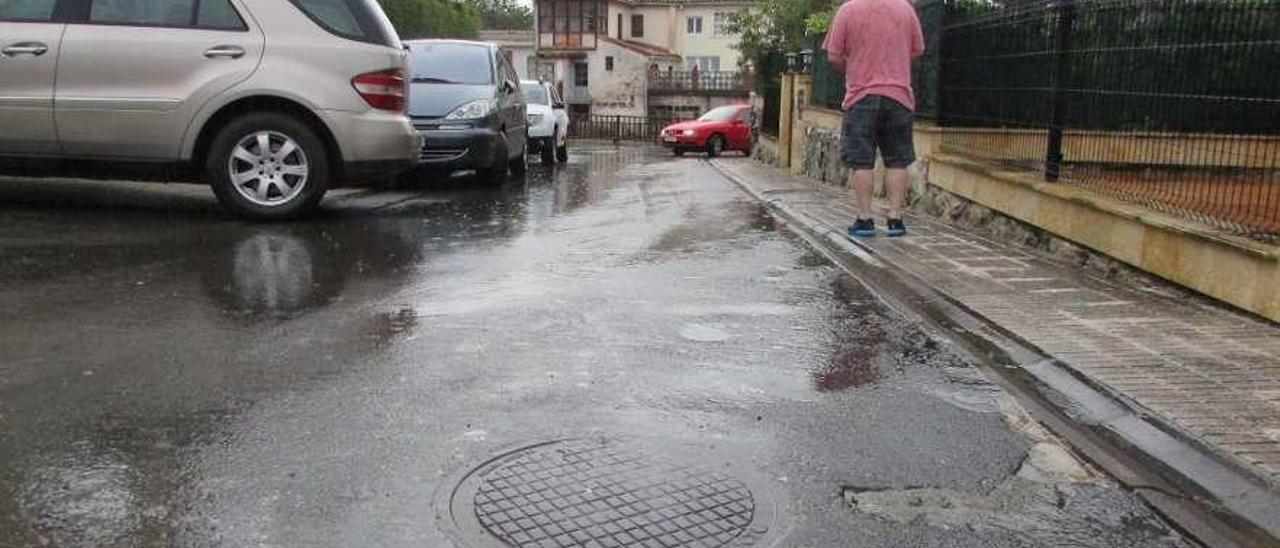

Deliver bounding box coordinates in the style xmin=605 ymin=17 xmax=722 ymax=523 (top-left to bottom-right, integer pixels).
xmin=408 ymin=44 xmax=493 ymax=86
xmin=521 ymin=83 xmax=550 ymax=105
xmin=289 ymin=0 xmax=398 ymax=47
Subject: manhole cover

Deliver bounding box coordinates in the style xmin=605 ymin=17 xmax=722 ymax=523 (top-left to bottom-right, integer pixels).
xmin=437 ymin=438 xmax=780 ymax=547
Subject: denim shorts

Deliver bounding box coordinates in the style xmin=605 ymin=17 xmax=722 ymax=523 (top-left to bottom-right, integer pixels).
xmin=842 ymin=95 xmax=916 ymax=170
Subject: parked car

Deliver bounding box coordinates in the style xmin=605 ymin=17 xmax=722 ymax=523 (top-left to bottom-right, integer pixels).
xmin=660 ymin=105 xmax=753 ymax=157
xmin=404 ymin=40 xmax=527 ymax=183
xmin=521 ymin=80 xmax=569 ymax=165
xmin=0 ymin=0 xmax=420 ymax=220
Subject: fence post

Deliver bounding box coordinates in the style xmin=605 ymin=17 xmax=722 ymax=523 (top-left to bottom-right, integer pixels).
xmin=778 ymin=73 xmax=795 ymax=169
xmin=1045 ymin=0 xmax=1075 ymax=182
xmin=613 ymin=115 xmax=621 ymax=144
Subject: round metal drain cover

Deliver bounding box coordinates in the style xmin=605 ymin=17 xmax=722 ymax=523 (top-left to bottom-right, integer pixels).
xmin=438 ymin=438 xmax=779 ymax=547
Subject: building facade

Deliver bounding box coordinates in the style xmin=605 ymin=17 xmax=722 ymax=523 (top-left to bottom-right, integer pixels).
xmin=479 ymin=29 xmax=537 ymax=80
xmin=532 ymin=0 xmax=757 ymax=118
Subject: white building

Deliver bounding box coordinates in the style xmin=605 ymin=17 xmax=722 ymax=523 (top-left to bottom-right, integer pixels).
xmin=479 ymin=29 xmax=537 ymax=80
xmin=532 ymin=0 xmax=757 ymax=118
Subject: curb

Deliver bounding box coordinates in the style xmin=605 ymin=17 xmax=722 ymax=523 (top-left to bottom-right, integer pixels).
xmin=709 ymin=159 xmax=1280 ymax=548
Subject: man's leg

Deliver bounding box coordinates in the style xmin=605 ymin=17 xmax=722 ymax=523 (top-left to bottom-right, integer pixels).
xmin=885 ymin=168 xmax=908 ymax=219
xmin=850 ymin=169 xmax=875 ymax=219
xmin=842 ymin=97 xmax=879 ymax=236
xmin=881 ymin=98 xmax=917 ymax=236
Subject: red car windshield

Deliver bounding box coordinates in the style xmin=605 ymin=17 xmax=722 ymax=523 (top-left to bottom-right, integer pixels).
xmin=697 ymin=106 xmax=742 ymax=122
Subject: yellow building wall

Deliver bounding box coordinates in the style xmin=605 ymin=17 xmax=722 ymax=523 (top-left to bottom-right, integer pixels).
xmin=602 ymin=1 xmax=749 ymax=70
xmin=605 ymin=4 xmax=674 ymax=50
xmin=670 ymin=5 xmax=748 ymax=70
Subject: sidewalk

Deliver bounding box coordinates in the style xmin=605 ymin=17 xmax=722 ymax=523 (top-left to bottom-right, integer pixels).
xmin=711 ymin=158 xmax=1280 ymax=540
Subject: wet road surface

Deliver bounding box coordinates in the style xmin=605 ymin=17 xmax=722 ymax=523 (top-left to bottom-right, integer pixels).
xmin=0 ymin=146 xmax=1188 ymax=547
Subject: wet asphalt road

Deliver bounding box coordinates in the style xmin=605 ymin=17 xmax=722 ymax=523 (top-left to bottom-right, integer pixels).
xmin=0 ymin=146 xmax=1188 ymax=547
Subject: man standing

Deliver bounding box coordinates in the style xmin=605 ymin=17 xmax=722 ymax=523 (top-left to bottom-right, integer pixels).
xmin=823 ymin=0 xmax=925 ymax=237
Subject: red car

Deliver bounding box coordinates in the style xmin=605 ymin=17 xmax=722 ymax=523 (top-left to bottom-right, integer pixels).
xmin=660 ymin=105 xmax=753 ymax=157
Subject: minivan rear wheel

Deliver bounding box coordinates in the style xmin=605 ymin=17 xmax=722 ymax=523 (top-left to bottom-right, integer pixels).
xmin=208 ymin=112 xmax=329 ymax=220
xmin=541 ymin=134 xmax=556 ymax=165
xmin=509 ymin=140 xmax=527 ymax=177
xmin=477 ymin=142 xmax=509 ymax=185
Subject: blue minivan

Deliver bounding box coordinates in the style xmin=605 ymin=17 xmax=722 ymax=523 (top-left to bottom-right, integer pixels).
xmin=404 ymin=40 xmax=528 ymax=183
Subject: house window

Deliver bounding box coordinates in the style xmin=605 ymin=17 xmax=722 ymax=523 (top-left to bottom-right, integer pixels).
xmin=605 ymin=56 xmax=614 ymax=71
xmin=538 ymin=1 xmax=553 ymax=31
xmin=574 ymin=62 xmax=589 ymax=87
xmin=686 ymin=16 xmax=702 ymax=36
xmin=686 ymin=57 xmax=720 ymax=72
xmin=713 ymin=12 xmax=728 ymax=37
xmin=631 ymin=14 xmax=643 ymax=38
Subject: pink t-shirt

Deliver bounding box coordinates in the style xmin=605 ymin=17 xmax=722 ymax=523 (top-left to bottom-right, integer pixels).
xmin=822 ymin=0 xmax=925 ymax=111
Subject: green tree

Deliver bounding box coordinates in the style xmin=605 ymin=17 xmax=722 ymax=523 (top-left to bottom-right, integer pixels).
xmin=465 ymin=0 xmax=534 ymax=30
xmin=726 ymin=0 xmax=839 ymax=65
xmin=378 ymin=0 xmax=481 ymax=39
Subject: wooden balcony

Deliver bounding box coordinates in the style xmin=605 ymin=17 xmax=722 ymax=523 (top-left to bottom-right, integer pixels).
xmin=538 ymin=31 xmax=599 ymax=51
xmin=535 ymin=0 xmax=606 ymax=51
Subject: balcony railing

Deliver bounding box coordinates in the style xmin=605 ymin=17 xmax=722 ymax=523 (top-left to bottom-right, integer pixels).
xmin=648 ymin=71 xmax=749 ymax=95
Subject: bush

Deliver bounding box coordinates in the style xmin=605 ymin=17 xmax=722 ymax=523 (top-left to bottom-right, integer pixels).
xmin=378 ymin=0 xmax=481 ymax=39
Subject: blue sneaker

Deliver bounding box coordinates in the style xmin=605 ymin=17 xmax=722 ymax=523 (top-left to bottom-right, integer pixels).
xmin=849 ymin=219 xmax=877 ymax=238
xmin=886 ymin=218 xmax=907 ymax=237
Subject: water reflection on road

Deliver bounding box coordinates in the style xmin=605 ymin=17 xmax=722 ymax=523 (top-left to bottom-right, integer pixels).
xmin=0 ymin=145 xmax=1188 ymax=547
xmin=0 ymin=145 xmax=665 ymax=545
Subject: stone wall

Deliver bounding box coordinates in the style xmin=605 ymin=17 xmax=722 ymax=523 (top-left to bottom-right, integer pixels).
xmin=753 ymin=135 xmax=783 ymax=167
xmin=792 ymin=108 xmax=932 ymax=203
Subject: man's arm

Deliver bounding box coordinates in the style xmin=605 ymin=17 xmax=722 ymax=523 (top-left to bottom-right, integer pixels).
xmin=910 ymin=10 xmax=925 ymax=58
xmin=824 ymin=6 xmax=849 ymax=72
xmin=829 ymin=52 xmax=846 ymax=72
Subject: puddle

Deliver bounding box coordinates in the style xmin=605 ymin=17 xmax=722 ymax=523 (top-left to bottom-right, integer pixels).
xmin=679 ymin=323 xmax=734 ymax=343
xmin=927 ymin=367 xmax=1003 ymax=414
xmin=813 ymin=277 xmax=993 ymax=407
xmin=671 ymin=303 xmax=799 ymax=317
xmin=796 ymin=249 xmax=829 ymax=269
xmin=18 ymin=445 xmax=140 ymax=547
xmin=647 ymin=200 xmax=775 ymax=255
xmin=369 ymin=307 xmax=418 ymax=346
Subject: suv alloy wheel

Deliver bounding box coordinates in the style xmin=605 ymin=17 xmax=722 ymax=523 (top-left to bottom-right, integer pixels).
xmin=208 ymin=112 xmax=330 ymax=220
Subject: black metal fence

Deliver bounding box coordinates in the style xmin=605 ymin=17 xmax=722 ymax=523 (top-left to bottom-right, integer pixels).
xmin=937 ymin=0 xmax=1280 ymax=238
xmin=807 ymin=0 xmax=1280 ymax=239
xmin=568 ymin=115 xmax=684 ymax=142
xmin=812 ymin=47 xmax=845 ymax=112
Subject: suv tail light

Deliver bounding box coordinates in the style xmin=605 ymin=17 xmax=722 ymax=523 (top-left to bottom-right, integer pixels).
xmin=352 ymin=69 xmax=406 ymax=112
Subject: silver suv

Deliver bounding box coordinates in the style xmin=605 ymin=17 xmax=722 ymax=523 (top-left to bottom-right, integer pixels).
xmin=0 ymin=0 xmax=421 ymax=219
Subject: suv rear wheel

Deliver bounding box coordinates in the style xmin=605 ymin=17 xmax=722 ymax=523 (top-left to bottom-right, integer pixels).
xmin=208 ymin=112 xmax=329 ymax=220
xmin=509 ymin=140 xmax=527 ymax=176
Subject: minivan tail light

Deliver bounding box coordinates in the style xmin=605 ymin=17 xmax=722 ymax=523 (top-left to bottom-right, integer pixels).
xmin=352 ymin=69 xmax=406 ymax=112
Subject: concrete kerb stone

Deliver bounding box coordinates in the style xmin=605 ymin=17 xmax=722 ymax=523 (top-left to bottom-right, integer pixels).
xmin=707 ymin=158 xmax=1280 ymax=547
